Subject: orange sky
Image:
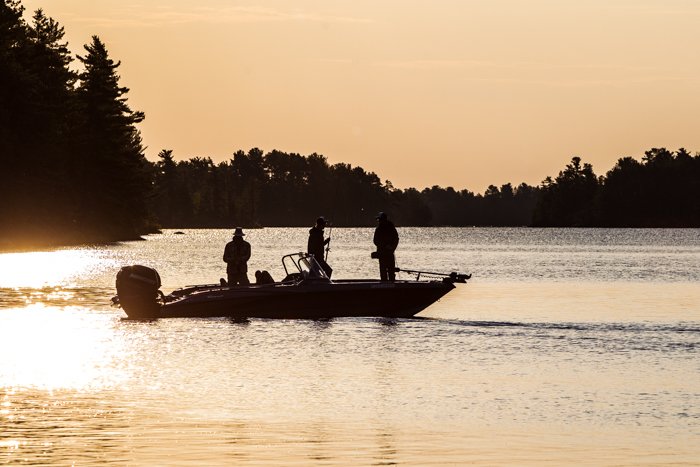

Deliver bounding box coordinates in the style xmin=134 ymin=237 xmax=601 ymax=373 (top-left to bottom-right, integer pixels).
xmin=22 ymin=0 xmax=700 ymax=192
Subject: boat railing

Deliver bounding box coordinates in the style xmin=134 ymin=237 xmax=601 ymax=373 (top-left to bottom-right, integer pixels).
xmin=282 ymin=252 xmax=330 ymax=282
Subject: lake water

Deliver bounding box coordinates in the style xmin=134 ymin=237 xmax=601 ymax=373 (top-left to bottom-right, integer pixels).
xmin=1 ymin=228 xmax=699 ymax=466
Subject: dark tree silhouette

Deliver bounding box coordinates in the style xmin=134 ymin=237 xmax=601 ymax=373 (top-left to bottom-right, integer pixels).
xmin=0 ymin=3 xmax=78 ymax=242
xmin=1 ymin=1 xmax=35 ymax=239
xmin=24 ymin=9 xmax=77 ymax=228
xmin=598 ymin=148 xmax=700 ymax=227
xmin=73 ymin=35 xmax=150 ymax=239
xmin=1 ymin=3 xmax=154 ymax=248
xmin=390 ymin=188 xmax=432 ymax=226
xmin=533 ymin=156 xmax=599 ymax=226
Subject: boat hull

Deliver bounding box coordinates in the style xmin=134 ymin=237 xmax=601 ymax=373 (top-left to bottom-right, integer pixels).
xmin=123 ymin=279 xmax=455 ymax=320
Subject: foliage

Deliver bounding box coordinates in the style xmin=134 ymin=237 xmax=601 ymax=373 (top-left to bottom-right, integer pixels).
xmin=0 ymin=1 xmax=150 ymax=246
xmin=531 ymin=150 xmax=700 ymax=227
xmin=146 ymin=148 xmax=542 ymax=228
xmin=533 ymin=156 xmax=600 ymax=226
xmin=597 ymin=148 xmax=700 ymax=227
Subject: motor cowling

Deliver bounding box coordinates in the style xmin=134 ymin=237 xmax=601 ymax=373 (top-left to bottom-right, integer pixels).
xmin=115 ymin=265 xmax=162 ymax=318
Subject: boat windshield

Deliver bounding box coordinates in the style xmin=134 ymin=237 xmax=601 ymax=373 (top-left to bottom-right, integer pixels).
xmin=282 ymin=253 xmax=330 ymax=281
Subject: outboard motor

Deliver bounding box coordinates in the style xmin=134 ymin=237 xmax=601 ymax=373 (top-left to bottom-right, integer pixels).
xmin=115 ymin=265 xmax=162 ymax=319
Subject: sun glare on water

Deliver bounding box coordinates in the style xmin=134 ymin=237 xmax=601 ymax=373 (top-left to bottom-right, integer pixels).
xmin=0 ymin=305 xmax=130 ymax=391
xmin=0 ymin=250 xmax=107 ymax=288
xmin=0 ymin=250 xmax=128 ymax=390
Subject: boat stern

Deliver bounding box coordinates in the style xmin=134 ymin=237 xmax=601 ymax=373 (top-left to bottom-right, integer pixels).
xmin=114 ymin=265 xmax=162 ymax=319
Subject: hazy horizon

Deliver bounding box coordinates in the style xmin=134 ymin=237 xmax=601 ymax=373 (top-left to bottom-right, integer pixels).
xmin=21 ymin=0 xmax=700 ymax=192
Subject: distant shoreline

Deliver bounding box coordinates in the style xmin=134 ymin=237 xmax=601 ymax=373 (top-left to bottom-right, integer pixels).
xmin=4 ymin=225 xmax=699 ymax=253
xmin=0 ymin=232 xmax=151 ymax=253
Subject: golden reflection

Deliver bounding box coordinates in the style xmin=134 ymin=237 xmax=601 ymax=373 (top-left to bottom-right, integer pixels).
xmin=0 ymin=287 xmax=84 ymax=308
xmin=0 ymin=440 xmax=20 ymax=450
xmin=0 ymin=305 xmax=127 ymax=390
xmin=0 ymin=250 xmax=103 ymax=288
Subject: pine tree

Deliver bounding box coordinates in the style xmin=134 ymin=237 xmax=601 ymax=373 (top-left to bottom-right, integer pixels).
xmin=1 ymin=3 xmax=78 ymax=240
xmin=25 ymin=9 xmax=77 ymax=230
xmin=74 ymin=35 xmax=150 ymax=239
xmin=0 ymin=0 xmax=30 ymax=239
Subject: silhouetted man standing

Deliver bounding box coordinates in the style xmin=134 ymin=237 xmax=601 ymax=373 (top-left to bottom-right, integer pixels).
xmin=373 ymin=212 xmax=399 ymax=281
xmin=223 ymin=227 xmax=251 ymax=285
xmin=307 ymin=216 xmax=333 ymax=278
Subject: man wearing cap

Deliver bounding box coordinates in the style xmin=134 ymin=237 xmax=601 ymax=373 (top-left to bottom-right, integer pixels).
xmin=307 ymin=216 xmax=333 ymax=278
xmin=373 ymin=212 xmax=399 ymax=281
xmin=223 ymin=227 xmax=252 ymax=285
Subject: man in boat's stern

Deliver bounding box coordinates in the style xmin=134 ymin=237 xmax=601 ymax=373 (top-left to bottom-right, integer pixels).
xmin=223 ymin=228 xmax=252 ymax=285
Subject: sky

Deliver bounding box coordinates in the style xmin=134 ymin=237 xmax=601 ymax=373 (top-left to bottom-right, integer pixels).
xmin=21 ymin=0 xmax=700 ymax=192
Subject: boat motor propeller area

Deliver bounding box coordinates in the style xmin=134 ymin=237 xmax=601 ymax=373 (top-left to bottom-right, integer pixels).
xmin=114 ymin=265 xmax=162 ymax=318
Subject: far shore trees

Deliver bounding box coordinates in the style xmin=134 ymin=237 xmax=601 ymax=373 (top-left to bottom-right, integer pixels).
xmin=146 ymin=148 xmax=544 ymax=228
xmin=597 ymin=148 xmax=700 ymax=227
xmin=533 ymin=156 xmax=599 ymax=227
xmin=145 ymin=147 xmax=699 ymax=229
xmin=531 ymin=149 xmax=700 ymax=227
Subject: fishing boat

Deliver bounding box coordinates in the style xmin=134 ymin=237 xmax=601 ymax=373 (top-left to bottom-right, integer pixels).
xmin=112 ymin=252 xmax=470 ymax=320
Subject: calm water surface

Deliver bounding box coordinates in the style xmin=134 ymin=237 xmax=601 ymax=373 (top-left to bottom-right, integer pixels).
xmin=1 ymin=228 xmax=699 ymax=466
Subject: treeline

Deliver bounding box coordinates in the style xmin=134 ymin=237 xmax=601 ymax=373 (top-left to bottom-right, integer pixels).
xmin=2 ymin=1 xmax=699 ymax=250
xmin=148 ymin=147 xmax=700 ymax=228
xmin=535 ymin=149 xmax=700 ymax=227
xmin=1 ymin=1 xmax=151 ymax=245
xmin=150 ymin=148 xmax=540 ymax=227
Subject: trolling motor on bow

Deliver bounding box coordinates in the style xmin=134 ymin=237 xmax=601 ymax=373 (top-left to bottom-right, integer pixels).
xmin=113 ymin=265 xmax=163 ymax=318
xmin=395 ymin=268 xmax=471 ymax=283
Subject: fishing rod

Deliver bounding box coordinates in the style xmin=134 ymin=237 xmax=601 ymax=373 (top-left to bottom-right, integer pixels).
xmin=324 ymin=221 xmax=333 ymax=262
xmin=395 ymin=267 xmax=471 ymax=283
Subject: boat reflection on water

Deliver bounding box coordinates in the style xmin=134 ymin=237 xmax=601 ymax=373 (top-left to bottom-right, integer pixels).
xmin=113 ymin=252 xmax=470 ymax=320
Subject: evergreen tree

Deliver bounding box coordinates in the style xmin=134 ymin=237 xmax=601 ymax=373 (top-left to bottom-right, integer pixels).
xmin=152 ymin=149 xmax=178 ymax=225
xmin=599 ymin=148 xmax=700 ymax=227
xmin=24 ymin=9 xmax=77 ymax=229
xmin=0 ymin=1 xmax=28 ymax=151
xmin=390 ymin=188 xmax=432 ymax=226
xmin=533 ymin=157 xmax=599 ymax=226
xmin=74 ymin=35 xmax=149 ymax=239
xmin=0 ymin=0 xmax=30 ymax=239
xmin=0 ymin=3 xmax=77 ymax=241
